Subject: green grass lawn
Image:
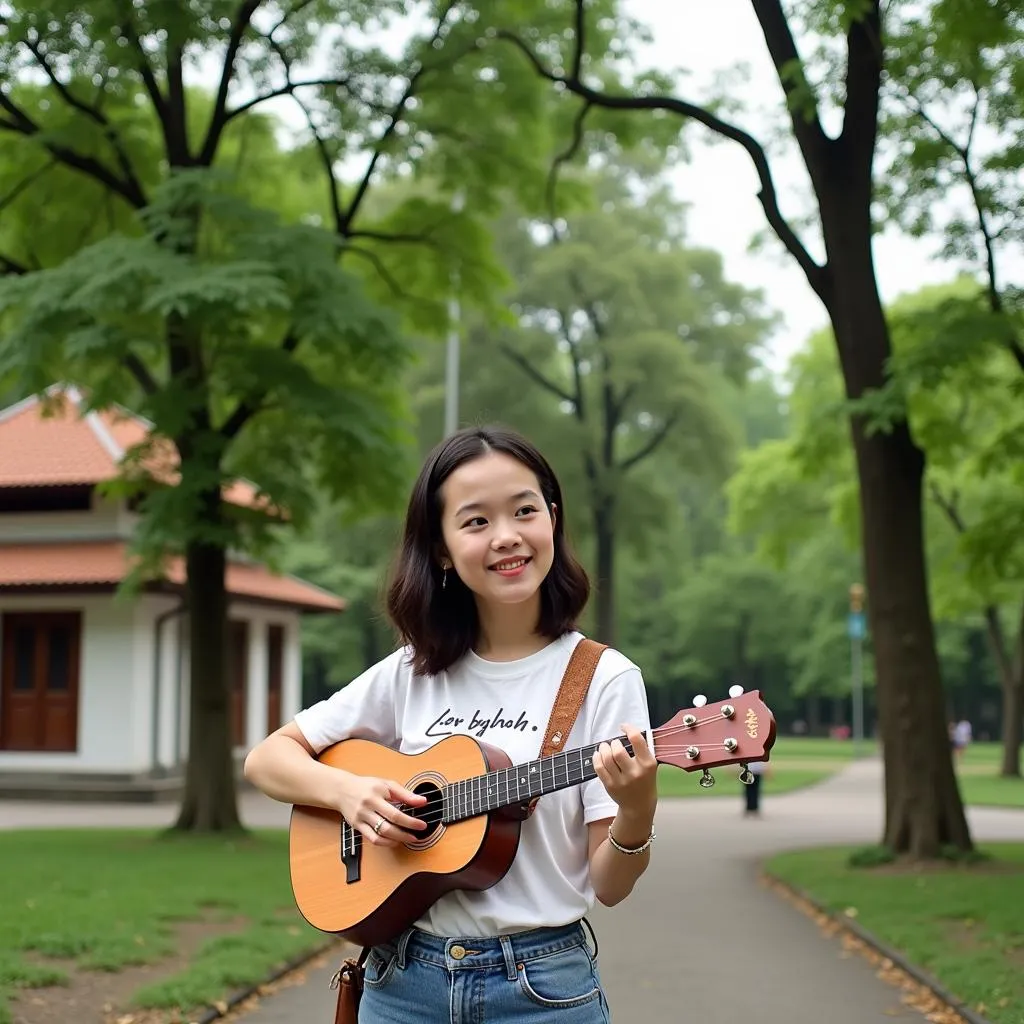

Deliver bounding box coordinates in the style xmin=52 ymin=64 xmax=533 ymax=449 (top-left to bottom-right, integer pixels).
xmin=765 ymin=843 xmax=1024 ymax=1024
xmin=657 ymin=734 xmax=860 ymax=798
xmin=657 ymin=737 xmax=1024 ymax=807
xmin=0 ymin=829 xmax=326 ymax=1024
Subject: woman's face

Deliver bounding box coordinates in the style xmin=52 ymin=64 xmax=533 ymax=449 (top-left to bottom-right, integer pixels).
xmin=438 ymin=451 xmax=556 ymax=611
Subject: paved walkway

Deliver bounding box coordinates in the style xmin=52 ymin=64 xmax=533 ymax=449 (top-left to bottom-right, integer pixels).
xmin=3 ymin=760 xmax=1021 ymax=1022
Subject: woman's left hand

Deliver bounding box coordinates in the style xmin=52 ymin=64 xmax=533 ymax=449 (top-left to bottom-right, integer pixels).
xmin=592 ymin=723 xmax=658 ymax=820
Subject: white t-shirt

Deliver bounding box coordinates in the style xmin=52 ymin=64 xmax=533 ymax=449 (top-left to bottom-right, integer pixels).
xmin=293 ymin=630 xmax=651 ymax=938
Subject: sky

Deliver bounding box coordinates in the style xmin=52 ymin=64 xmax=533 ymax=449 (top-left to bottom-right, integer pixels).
xmin=621 ymin=0 xmax=969 ymax=375
xmin=224 ymin=1 xmax=1015 ymax=379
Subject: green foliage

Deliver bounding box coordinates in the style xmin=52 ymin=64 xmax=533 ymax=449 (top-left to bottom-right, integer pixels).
xmin=0 ymin=171 xmax=412 ymax=565
xmin=768 ymin=842 xmax=1024 ymax=1024
xmin=881 ymin=1 xmax=1023 ymax=272
xmin=730 ymin=279 xmax=1024 ymax=605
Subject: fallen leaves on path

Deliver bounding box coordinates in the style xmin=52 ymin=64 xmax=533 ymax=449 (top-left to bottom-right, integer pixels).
xmin=762 ymin=876 xmax=981 ymax=1024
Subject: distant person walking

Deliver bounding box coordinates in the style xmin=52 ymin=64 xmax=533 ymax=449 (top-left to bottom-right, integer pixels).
xmin=952 ymin=719 xmax=972 ymax=761
xmin=743 ymin=760 xmax=769 ymax=817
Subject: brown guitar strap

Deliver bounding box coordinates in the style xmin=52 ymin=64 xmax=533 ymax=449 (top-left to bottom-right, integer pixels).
xmin=527 ymin=637 xmax=606 ymax=814
xmin=539 ymin=637 xmax=607 ymax=758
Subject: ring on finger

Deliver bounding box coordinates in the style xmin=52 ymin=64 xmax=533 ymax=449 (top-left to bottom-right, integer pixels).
xmin=373 ymin=815 xmax=387 ymax=835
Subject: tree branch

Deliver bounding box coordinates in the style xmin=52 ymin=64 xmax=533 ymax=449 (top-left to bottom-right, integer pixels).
xmin=123 ymin=352 xmax=161 ymax=396
xmin=22 ymin=33 xmax=149 ymax=206
xmin=835 ymin=1 xmax=883 ymax=173
xmin=340 ymin=1 xmax=465 ymax=235
xmin=547 ymin=99 xmax=591 ymax=226
xmin=982 ymin=605 xmax=1014 ymax=691
xmin=499 ymin=342 xmax=575 ymax=406
xmin=0 ymin=95 xmax=147 ymax=208
xmin=221 ymin=77 xmax=353 ymax=124
xmin=115 ymin=5 xmax=171 ymax=135
xmin=198 ymin=0 xmax=265 ymax=165
xmin=0 ymin=253 xmax=29 ymax=275
xmin=618 ymin=413 xmax=678 ymax=471
xmin=495 ymin=25 xmax=829 ymax=302
xmin=748 ymin=0 xmax=830 ymax=157
xmin=900 ymin=90 xmax=1024 ymax=372
xmin=344 ymin=245 xmax=433 ymax=306
xmin=346 ymin=228 xmax=444 ymax=247
xmin=571 ymin=0 xmax=587 ymax=81
xmin=928 ymin=482 xmax=967 ymax=534
xmin=0 ymin=158 xmax=58 ymax=217
xmin=219 ymin=333 xmax=301 ymax=440
xmin=555 ymin=310 xmax=586 ymax=420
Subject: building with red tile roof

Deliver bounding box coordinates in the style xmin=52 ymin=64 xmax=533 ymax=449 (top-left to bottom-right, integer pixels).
xmin=0 ymin=385 xmax=345 ymax=797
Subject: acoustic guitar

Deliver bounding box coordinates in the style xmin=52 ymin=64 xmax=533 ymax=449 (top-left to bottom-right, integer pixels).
xmin=289 ymin=688 xmax=776 ymax=945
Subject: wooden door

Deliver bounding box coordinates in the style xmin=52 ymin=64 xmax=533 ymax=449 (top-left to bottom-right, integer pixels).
xmin=228 ymin=619 xmax=248 ymax=747
xmin=266 ymin=624 xmax=284 ymax=734
xmin=0 ymin=612 xmax=81 ymax=752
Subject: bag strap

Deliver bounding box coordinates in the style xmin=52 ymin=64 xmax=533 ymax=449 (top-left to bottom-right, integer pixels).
xmin=538 ymin=637 xmax=607 ymax=758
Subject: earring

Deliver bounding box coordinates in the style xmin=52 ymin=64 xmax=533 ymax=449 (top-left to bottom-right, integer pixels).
xmin=442 ymin=567 xmax=447 ymax=590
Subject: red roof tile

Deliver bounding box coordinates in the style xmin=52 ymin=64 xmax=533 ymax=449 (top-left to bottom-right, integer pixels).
xmin=0 ymin=386 xmax=265 ymax=510
xmin=0 ymin=541 xmax=344 ymax=613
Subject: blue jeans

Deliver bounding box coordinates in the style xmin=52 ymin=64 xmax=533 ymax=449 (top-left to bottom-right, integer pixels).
xmin=358 ymin=920 xmax=611 ymax=1023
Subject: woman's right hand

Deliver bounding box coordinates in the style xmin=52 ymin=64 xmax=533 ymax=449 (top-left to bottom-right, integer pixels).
xmin=338 ymin=773 xmax=430 ymax=848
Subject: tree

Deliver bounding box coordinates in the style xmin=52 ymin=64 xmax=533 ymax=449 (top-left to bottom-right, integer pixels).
xmin=0 ymin=0 xmax=639 ymax=831
xmin=495 ymin=171 xmax=772 ymax=642
xmin=497 ymin=0 xmax=985 ymax=858
xmin=881 ymin=1 xmax=1024 ymax=375
xmin=729 ymin=280 xmax=1024 ymax=774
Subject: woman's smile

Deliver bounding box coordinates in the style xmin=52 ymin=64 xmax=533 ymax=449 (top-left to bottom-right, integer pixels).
xmin=489 ymin=556 xmax=532 ymax=577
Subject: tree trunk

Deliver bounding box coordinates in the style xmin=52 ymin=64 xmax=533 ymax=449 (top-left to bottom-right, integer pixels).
xmin=1002 ymin=680 xmax=1023 ymax=778
xmin=988 ymin=600 xmax=1024 ymax=778
xmin=826 ymin=209 xmax=971 ymax=856
xmin=173 ymin=535 xmax=243 ymax=832
xmin=593 ymin=499 xmax=615 ymax=645
xmin=806 ymin=695 xmax=821 ymax=736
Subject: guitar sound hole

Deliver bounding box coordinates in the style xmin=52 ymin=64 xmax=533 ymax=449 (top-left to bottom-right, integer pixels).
xmin=406 ymin=781 xmax=444 ymax=840
xmin=401 ymin=782 xmax=442 ymax=839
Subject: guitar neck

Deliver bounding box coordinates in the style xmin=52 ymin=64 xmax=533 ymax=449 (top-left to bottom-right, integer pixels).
xmin=441 ymin=736 xmax=635 ymax=824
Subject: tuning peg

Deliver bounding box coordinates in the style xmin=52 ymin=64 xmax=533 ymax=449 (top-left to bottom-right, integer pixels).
xmin=738 ymin=765 xmax=754 ymax=786
xmin=693 ymin=694 xmax=708 ymax=708
xmin=698 ymin=769 xmax=715 ymax=789
xmin=729 ymin=684 xmax=744 ymax=698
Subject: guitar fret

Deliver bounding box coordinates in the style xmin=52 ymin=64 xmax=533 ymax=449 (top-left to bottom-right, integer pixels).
xmin=441 ymin=736 xmax=634 ymax=824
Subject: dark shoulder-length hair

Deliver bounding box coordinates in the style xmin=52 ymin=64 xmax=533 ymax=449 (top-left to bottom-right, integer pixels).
xmin=386 ymin=426 xmax=589 ymax=676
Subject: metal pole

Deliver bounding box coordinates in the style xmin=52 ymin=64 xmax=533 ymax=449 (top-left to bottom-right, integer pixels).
xmin=443 ymin=192 xmax=464 ymax=439
xmin=849 ymin=582 xmax=866 ymax=758
xmin=443 ymin=287 xmax=460 ymax=438
xmin=851 ymin=633 xmax=864 ymax=757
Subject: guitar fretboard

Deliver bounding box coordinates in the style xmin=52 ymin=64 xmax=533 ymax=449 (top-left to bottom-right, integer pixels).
xmin=442 ymin=736 xmax=634 ymax=823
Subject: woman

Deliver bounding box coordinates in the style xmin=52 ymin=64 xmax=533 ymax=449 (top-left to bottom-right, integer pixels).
xmin=244 ymin=426 xmax=658 ymax=1022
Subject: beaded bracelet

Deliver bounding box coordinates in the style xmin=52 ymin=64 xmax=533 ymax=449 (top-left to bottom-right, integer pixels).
xmin=607 ymin=824 xmax=656 ymax=855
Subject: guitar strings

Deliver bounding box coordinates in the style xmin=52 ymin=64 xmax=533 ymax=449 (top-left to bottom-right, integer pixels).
xmin=339 ymin=712 xmax=762 ymax=843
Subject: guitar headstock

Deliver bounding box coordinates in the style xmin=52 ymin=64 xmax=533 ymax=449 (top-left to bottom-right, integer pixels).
xmin=652 ymin=687 xmax=776 ymax=789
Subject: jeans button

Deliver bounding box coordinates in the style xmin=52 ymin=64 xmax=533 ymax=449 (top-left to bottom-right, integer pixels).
xmin=450 ymin=945 xmax=466 ymax=960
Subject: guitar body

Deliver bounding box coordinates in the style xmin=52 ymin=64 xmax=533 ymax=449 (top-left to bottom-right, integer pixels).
xmin=289 ymin=734 xmax=523 ymax=946
xmin=287 ymin=689 xmax=777 ymax=947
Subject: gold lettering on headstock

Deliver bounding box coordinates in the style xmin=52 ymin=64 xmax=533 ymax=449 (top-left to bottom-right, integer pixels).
xmin=745 ymin=709 xmax=759 ymax=739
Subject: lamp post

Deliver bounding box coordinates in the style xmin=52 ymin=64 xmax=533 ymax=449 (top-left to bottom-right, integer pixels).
xmin=848 ymin=582 xmax=866 ymax=757
xmin=443 ymin=192 xmax=464 ymax=438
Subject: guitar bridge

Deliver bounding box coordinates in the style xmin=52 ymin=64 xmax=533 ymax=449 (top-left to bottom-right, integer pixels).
xmin=340 ymin=819 xmax=361 ymax=883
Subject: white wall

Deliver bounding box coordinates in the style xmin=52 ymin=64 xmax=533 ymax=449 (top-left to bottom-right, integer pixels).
xmin=0 ymin=591 xmax=307 ymax=774
xmin=173 ymin=602 xmax=303 ymax=761
xmin=1 ymin=493 xmax=136 ymax=542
